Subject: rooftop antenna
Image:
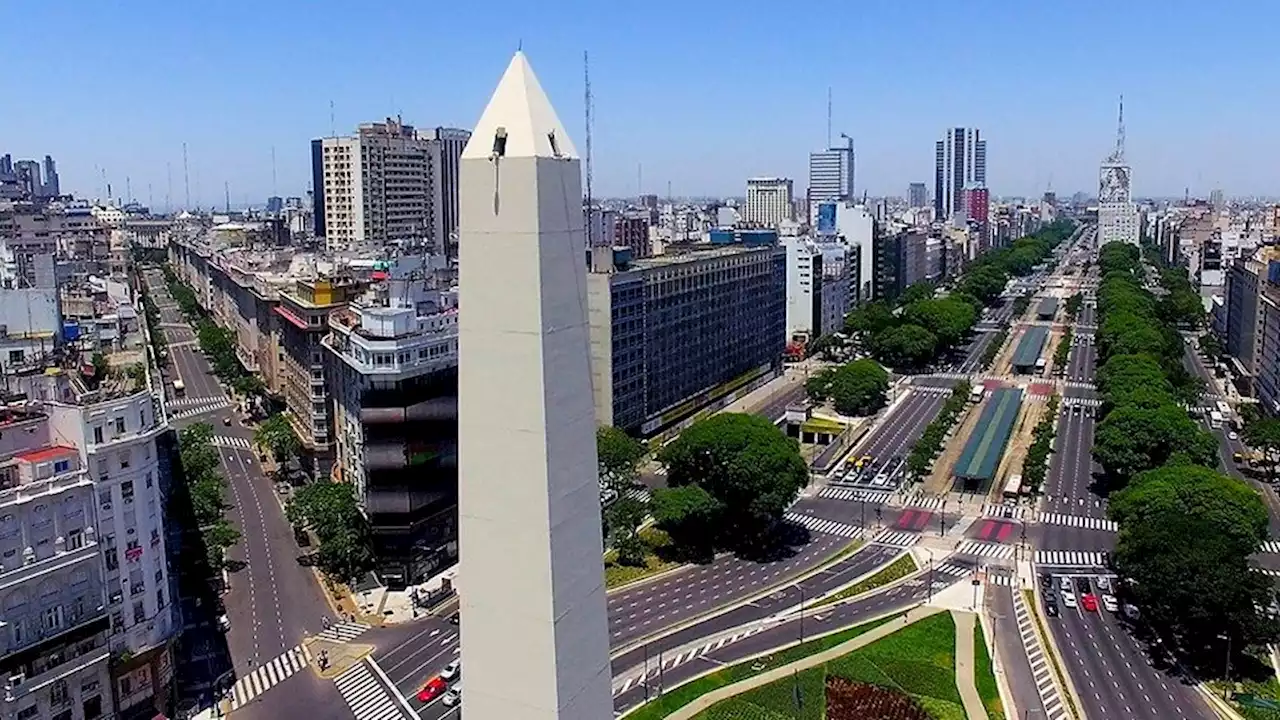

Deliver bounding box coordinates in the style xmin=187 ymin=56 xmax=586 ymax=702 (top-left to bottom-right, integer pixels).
xmin=148 ymin=183 xmax=153 ymax=210
xmin=166 ymin=162 xmax=172 ymax=213
xmin=126 ymin=176 xmax=132 ymax=205
xmin=329 ymin=100 xmax=336 ymax=138
xmin=271 ymin=145 xmax=277 ymax=198
xmin=637 ymin=163 xmax=643 ymax=198
xmin=1114 ymin=94 xmax=1126 ymax=162
xmin=182 ymin=142 xmax=191 ymax=210
xmin=224 ymin=181 xmax=230 ymax=213
xmin=584 ymin=50 xmax=594 ymax=247
xmin=826 ymin=86 xmax=832 ymax=149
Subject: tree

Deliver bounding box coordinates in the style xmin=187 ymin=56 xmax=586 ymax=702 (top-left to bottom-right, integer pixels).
xmin=1199 ymin=332 xmax=1225 ymax=359
xmin=1109 ymin=465 xmax=1279 ymax=661
xmin=1065 ymin=292 xmax=1084 ymax=320
xmin=870 ymin=324 xmax=937 ymax=370
xmin=596 ymin=426 xmax=648 ymax=563
xmin=806 ymin=359 xmax=890 ymax=417
xmin=655 ymin=413 xmax=808 ymax=552
xmin=902 ymin=297 xmax=977 ymax=350
xmin=606 ymin=494 xmax=649 ymax=566
xmin=286 ymin=479 xmax=374 ymax=583
xmin=597 ymin=426 xmax=645 ymax=490
xmin=843 ymin=301 xmax=896 ymax=336
xmin=255 ymin=413 xmax=301 ymax=465
xmin=898 ymin=282 xmax=935 ymax=307
xmin=1244 ymin=416 xmax=1280 ymax=480
xmin=1092 ymin=403 xmax=1219 ymax=483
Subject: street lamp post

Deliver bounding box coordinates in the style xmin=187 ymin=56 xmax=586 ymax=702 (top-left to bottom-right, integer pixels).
xmin=860 ymin=497 xmax=866 ymax=530
xmin=940 ymin=499 xmax=948 ymax=536
xmin=1221 ymin=633 xmax=1233 ymax=698
xmin=924 ymin=549 xmax=936 ymax=602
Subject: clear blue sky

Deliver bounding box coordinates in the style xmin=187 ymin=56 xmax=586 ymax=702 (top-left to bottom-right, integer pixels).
xmin=3 ymin=0 xmax=1275 ymax=208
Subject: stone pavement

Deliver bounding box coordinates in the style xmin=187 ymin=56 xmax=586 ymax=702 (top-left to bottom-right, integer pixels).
xmin=665 ymin=605 xmax=944 ymax=720
xmin=952 ymin=610 xmax=990 ymax=720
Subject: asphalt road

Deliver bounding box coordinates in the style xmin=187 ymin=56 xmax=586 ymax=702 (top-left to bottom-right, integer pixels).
xmin=832 ymin=389 xmax=949 ymax=486
xmin=145 ymin=268 xmax=333 ymax=711
xmin=1047 ymin=584 xmax=1215 ymax=720
xmin=611 ymin=554 xmax=980 ymax=715
xmin=756 ymin=383 xmax=806 ymax=422
xmin=1064 ymin=335 xmax=1096 ymax=383
xmin=988 ymin=585 xmax=1048 ymax=718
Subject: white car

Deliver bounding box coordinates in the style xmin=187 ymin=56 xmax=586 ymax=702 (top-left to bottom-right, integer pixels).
xmin=1228 ymin=431 xmax=1239 ymax=441
xmin=1061 ymin=592 xmax=1078 ymax=609
xmin=217 ymin=614 xmax=231 ymax=632
xmin=440 ymin=660 xmax=461 ymax=682
xmin=442 ymin=684 xmax=462 ymax=707
xmin=1102 ymin=594 xmax=1119 ymax=613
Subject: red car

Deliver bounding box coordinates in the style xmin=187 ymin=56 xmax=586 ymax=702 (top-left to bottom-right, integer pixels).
xmin=1081 ymin=593 xmax=1099 ymax=612
xmin=417 ymin=676 xmax=448 ymax=703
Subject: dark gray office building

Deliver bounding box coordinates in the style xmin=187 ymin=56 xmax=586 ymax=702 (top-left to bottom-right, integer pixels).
xmin=587 ymin=243 xmax=787 ymax=437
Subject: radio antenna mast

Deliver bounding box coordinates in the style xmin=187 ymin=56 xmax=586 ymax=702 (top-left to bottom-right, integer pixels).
xmin=584 ymin=50 xmax=594 ymax=247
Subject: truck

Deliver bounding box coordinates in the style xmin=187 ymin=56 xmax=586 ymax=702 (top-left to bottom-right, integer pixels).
xmin=970 ymin=385 xmax=985 ymax=403
xmin=1209 ymin=410 xmax=1224 ymax=429
xmin=1034 ymin=357 xmax=1047 ymax=374
xmin=172 ymin=379 xmax=185 ymax=397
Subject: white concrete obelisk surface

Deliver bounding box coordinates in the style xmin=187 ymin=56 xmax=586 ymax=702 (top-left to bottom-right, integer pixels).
xmin=456 ymin=52 xmax=613 ymax=720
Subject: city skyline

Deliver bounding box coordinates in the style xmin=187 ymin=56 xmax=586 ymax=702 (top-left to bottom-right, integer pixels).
xmin=4 ymin=1 xmax=1277 ymax=206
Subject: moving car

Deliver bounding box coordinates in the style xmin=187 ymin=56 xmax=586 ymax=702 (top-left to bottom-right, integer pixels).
xmin=418 ymin=677 xmax=448 ymax=703
xmin=442 ymin=684 xmax=462 ymax=707
xmin=1081 ymin=594 xmax=1099 ymax=612
xmin=1058 ymin=576 xmax=1072 ymax=593
xmin=1102 ymin=594 xmax=1119 ymax=613
xmin=1095 ymin=576 xmax=1111 ymax=593
xmin=1228 ymin=431 xmax=1239 ymax=441
xmin=440 ymin=660 xmax=461 ymax=682
xmin=1062 ymin=591 xmax=1077 ymax=609
xmin=1039 ymin=574 xmax=1053 ymax=590
xmin=1045 ymin=601 xmax=1060 ymax=617
xmin=1075 ymin=577 xmax=1091 ymax=593
xmin=216 ymin=614 xmax=230 ymax=632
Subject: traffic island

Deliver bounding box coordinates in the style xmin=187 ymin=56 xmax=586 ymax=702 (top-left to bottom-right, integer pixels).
xmin=304 ymin=637 xmax=373 ymax=680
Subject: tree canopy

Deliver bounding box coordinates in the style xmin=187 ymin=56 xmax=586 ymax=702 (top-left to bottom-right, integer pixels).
xmin=653 ymin=413 xmax=808 ymax=554
xmin=805 ymin=359 xmax=890 ymax=417
xmin=255 ymin=413 xmax=301 ymax=464
xmin=869 ymin=324 xmax=937 ymax=370
xmin=286 ymin=479 xmax=374 ymax=583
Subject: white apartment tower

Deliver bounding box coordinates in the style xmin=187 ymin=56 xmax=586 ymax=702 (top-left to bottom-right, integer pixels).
xmin=807 ymin=137 xmax=854 ymax=204
xmin=933 ymin=128 xmax=986 ymax=221
xmin=319 ymin=118 xmax=436 ymax=252
xmin=744 ymin=177 xmax=795 ymax=228
xmin=457 ymin=52 xmax=612 ymax=719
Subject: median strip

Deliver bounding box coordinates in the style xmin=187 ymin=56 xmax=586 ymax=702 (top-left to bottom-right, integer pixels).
xmin=809 ymin=552 xmax=918 ymax=610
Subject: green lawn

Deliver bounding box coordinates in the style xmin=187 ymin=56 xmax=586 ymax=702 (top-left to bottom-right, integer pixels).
xmin=972 ymin=619 xmax=1006 ymax=719
xmin=687 ymin=612 xmax=965 ymax=720
xmin=812 ymin=552 xmax=917 ymax=609
xmin=605 ymin=528 xmax=682 ymax=589
xmin=1209 ymin=677 xmax=1280 ymax=720
xmin=622 ymin=614 xmax=901 ymax=720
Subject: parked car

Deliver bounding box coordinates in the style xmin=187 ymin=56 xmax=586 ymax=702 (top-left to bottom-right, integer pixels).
xmin=440 ymin=661 xmax=461 ymax=682
xmin=442 ymin=684 xmax=463 ymax=707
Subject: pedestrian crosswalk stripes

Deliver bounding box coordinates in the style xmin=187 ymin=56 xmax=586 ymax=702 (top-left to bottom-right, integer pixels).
xmin=316 ymin=620 xmax=372 ymax=644
xmin=213 ymin=435 xmax=253 ymax=450
xmin=981 ymin=503 xmax=1026 ymax=520
xmin=227 ymin=644 xmax=312 ymax=711
xmin=168 ymin=394 xmax=228 ymax=408
xmin=1061 ymin=380 xmax=1097 ymax=390
xmin=334 ymin=659 xmax=412 ymax=720
xmin=1013 ymin=587 xmax=1070 ymax=720
xmin=1062 ymin=397 xmax=1103 ymax=408
xmin=912 ymin=385 xmax=955 ymax=396
xmin=985 ymin=573 xmax=1016 ymax=587
xmin=169 ymin=398 xmax=232 ymax=420
xmin=902 ymin=495 xmax=948 ymax=511
xmin=869 ymin=529 xmax=919 ymax=548
xmin=783 ymin=512 xmax=863 ymax=540
xmin=933 ymin=562 xmax=972 ymax=578
xmin=955 ymin=540 xmax=1016 ymax=560
xmin=613 ymin=625 xmax=768 ymax=696
xmin=1037 ymin=512 xmax=1117 ymax=532
xmin=1261 ymin=541 xmax=1280 ymax=555
xmin=1034 ymin=550 xmax=1108 ymax=567
xmin=816 ymin=487 xmax=892 ymax=504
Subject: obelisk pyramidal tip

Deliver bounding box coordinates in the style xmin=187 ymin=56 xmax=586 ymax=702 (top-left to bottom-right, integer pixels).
xmin=456 ymin=52 xmax=612 ymax=720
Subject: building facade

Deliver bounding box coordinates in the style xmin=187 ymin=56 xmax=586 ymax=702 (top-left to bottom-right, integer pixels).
xmin=325 ymin=255 xmax=459 ymax=588
xmin=744 ymin=178 xmax=794 ymax=228
xmin=587 ymin=243 xmax=786 ymax=437
xmin=807 ymin=141 xmax=854 ymax=204
xmin=933 ymin=128 xmax=986 ymax=221
xmin=908 ymin=183 xmax=928 ymax=208
xmin=427 ymin=128 xmax=470 ymax=259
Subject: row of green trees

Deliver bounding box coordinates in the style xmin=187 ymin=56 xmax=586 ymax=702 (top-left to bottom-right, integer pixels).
xmin=1064 ymin=292 xmax=1083 ymax=321
xmin=1020 ymin=394 xmax=1058 ymax=493
xmin=1091 ymin=241 xmax=1279 ymax=670
xmin=1052 ymin=328 xmax=1072 ymax=371
xmin=979 ymin=328 xmax=1007 ymax=371
xmin=905 ymin=382 xmax=972 ymax=480
xmin=139 ymin=290 xmax=168 ymax=368
xmin=165 ymin=266 xmax=267 ymax=398
xmin=285 ymin=479 xmax=374 ymax=583
xmin=174 ymin=423 xmax=242 ymax=571
xmin=804 ymin=359 xmax=890 ymax=416
xmin=597 ymin=426 xmax=649 ymax=565
xmin=842 ymin=220 xmax=1076 ymax=372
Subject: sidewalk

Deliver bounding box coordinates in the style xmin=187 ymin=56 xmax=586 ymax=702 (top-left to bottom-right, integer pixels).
xmin=952 ymin=610 xmax=990 ymax=720
xmin=664 ymin=605 xmax=944 ymax=720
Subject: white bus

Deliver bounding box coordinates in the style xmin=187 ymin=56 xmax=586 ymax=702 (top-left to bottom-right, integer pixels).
xmin=1003 ymin=474 xmax=1023 ymax=500
xmin=172 ymin=379 xmax=185 ymax=397
xmin=970 ymin=385 xmax=984 ymax=403
xmin=1209 ymin=410 xmax=1223 ymax=429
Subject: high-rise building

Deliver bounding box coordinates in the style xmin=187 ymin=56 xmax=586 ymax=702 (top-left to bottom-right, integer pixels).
xmin=1098 ymin=98 xmax=1139 ymax=246
xmin=908 ymin=182 xmax=929 ymax=208
xmin=315 ymin=118 xmax=436 ymax=251
xmin=429 ymin=127 xmax=471 ymax=259
xmin=326 ymin=254 xmax=459 ymax=588
xmin=14 ymin=160 xmax=40 ymax=200
xmin=587 ymin=240 xmax=786 ymax=436
xmin=744 ymin=177 xmax=794 ymax=227
xmin=0 ymin=154 xmax=12 ymax=178
xmin=309 ymin=139 xmax=326 ymax=237
xmin=41 ymin=155 xmax=59 ymax=198
xmin=457 ymin=52 xmax=612 ymax=719
xmin=933 ymin=128 xmax=986 ymax=220
xmin=808 ymin=138 xmax=854 ymax=204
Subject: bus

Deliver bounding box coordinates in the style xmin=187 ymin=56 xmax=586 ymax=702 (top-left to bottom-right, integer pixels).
xmin=1003 ymin=474 xmax=1023 ymax=501
xmin=172 ymin=379 xmax=185 ymax=397
xmin=970 ymin=385 xmax=985 ymax=403
xmin=1209 ymin=410 xmax=1224 ymax=429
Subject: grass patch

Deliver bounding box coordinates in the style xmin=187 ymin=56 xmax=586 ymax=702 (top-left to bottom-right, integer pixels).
xmin=690 ymin=611 xmax=964 ymax=720
xmin=812 ymin=553 xmax=917 ymax=609
xmin=622 ymin=613 xmax=901 ymax=720
xmin=1209 ymin=677 xmax=1280 ymax=720
xmin=1022 ymin=589 xmax=1080 ymax=720
xmin=605 ymin=528 xmax=682 ymax=590
xmin=973 ymin=619 xmax=1006 ymax=719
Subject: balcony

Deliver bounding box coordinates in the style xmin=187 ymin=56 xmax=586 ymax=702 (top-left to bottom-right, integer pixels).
xmin=0 ymin=536 xmax=99 ymax=591
xmin=0 ymin=613 xmax=110 ymax=688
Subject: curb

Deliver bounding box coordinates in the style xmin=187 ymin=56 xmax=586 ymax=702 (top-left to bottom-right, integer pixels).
xmin=798 ymin=549 xmax=915 ymax=612
xmin=609 ymin=538 xmax=866 ymax=660
xmin=1026 ymin=583 xmax=1085 ymax=719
